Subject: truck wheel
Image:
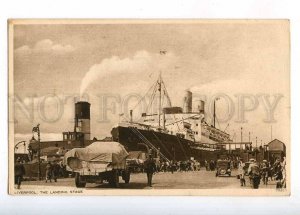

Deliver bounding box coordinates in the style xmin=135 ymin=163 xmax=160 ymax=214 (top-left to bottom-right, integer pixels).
xmin=75 ymin=173 xmax=86 ymax=188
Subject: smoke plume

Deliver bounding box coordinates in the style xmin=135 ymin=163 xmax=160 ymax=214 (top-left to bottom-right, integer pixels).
xmin=79 ymin=50 xmax=176 ymax=96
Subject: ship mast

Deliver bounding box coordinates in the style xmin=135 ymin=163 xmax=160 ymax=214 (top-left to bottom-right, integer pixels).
xmin=158 ymin=71 xmax=162 ymax=128
xmin=213 ymin=100 xmax=216 ymax=127
xmin=213 ymin=97 xmax=220 ymax=128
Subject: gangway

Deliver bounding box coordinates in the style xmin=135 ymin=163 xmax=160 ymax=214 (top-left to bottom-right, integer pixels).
xmin=129 ymin=127 xmax=170 ymax=162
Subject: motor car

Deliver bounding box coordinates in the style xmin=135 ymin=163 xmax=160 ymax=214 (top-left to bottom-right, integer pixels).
xmin=215 ymin=160 xmax=231 ymax=177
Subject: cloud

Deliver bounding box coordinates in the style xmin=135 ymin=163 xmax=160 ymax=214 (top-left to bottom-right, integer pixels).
xmin=190 ymin=69 xmax=288 ymax=96
xmin=15 ymin=39 xmax=75 ymax=55
xmin=79 ymin=50 xmax=177 ymax=96
xmin=13 ymin=93 xmax=78 ymax=134
xmin=189 ymin=74 xmax=289 ymax=144
xmin=15 ymin=45 xmax=31 ymax=54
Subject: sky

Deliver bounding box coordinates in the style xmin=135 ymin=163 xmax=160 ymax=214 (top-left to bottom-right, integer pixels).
xmin=11 ymin=21 xmax=290 ymax=152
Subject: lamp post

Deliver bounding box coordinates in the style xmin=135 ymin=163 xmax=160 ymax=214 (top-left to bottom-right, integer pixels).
xmin=32 ymin=124 xmax=41 ymax=181
xmin=233 ymin=131 xmax=236 ymax=150
xmin=256 ymin=137 xmax=258 ymax=149
xmin=248 ymin=132 xmax=250 ymax=142
xmin=14 ymin=141 xmax=26 ymax=154
xmin=248 ymin=132 xmax=251 ymax=151
xmin=240 ymin=127 xmax=243 ymax=150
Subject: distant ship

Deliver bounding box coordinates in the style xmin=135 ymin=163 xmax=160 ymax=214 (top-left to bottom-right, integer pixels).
xmin=111 ymin=74 xmax=232 ymax=162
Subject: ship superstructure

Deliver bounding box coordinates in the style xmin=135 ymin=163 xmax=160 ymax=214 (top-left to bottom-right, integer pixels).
xmin=111 ymin=74 xmax=232 ymax=162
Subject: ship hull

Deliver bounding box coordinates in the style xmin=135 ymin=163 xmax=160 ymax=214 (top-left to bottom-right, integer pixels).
xmin=111 ymin=126 xmax=220 ymax=162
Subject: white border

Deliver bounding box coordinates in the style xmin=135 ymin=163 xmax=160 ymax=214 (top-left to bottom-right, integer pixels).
xmin=7 ymin=19 xmax=291 ymax=197
xmin=1 ymin=0 xmax=300 ymax=214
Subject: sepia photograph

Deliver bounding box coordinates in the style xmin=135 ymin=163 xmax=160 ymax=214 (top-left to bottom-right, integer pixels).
xmin=8 ymin=19 xmax=290 ymax=196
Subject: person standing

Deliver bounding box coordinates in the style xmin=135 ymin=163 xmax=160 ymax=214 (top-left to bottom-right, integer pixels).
xmin=170 ymin=160 xmax=175 ymax=174
xmin=51 ymin=161 xmax=60 ymax=182
xmin=45 ymin=162 xmax=52 ymax=183
xmin=281 ymin=157 xmax=286 ymax=188
xmin=261 ymin=160 xmax=270 ymax=185
xmin=205 ymin=160 xmax=209 ymax=171
xmin=238 ymin=160 xmax=246 ymax=186
xmin=248 ymin=159 xmax=260 ymax=188
xmin=274 ymin=157 xmax=284 ymax=188
xmin=15 ymin=157 xmax=25 ymax=189
xmin=209 ymin=160 xmax=215 ymax=171
xmin=144 ymin=154 xmax=156 ymax=187
xmin=58 ymin=161 xmax=65 ymax=177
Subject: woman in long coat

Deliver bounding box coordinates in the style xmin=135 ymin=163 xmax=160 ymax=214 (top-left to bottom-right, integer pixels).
xmin=238 ymin=160 xmax=246 ymax=186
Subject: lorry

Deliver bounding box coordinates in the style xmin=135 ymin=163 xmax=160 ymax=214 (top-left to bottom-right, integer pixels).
xmin=64 ymin=141 xmax=130 ymax=188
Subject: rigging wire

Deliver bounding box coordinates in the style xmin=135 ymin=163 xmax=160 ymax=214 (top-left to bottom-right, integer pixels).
xmin=146 ymin=82 xmax=159 ymax=114
xmin=161 ymin=79 xmax=172 ymax=106
xmin=131 ymin=80 xmax=157 ymax=112
xmin=173 ymin=115 xmax=181 ymax=132
xmin=161 ymin=89 xmax=165 ymax=110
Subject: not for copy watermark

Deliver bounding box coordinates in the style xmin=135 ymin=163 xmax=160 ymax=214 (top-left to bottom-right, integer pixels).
xmin=9 ymin=92 xmax=286 ymax=126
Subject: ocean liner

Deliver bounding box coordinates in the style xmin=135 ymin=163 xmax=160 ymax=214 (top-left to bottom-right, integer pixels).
xmin=111 ymin=74 xmax=232 ymax=162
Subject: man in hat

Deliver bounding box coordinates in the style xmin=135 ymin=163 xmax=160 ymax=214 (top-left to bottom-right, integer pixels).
xmin=51 ymin=161 xmax=60 ymax=182
xmin=144 ymin=154 xmax=156 ymax=187
xmin=248 ymin=159 xmax=261 ymax=187
xmin=15 ymin=157 xmax=25 ymax=189
xmin=261 ymin=160 xmax=270 ymax=185
xmin=273 ymin=158 xmax=284 ymax=188
xmin=247 ymin=159 xmax=257 ymax=174
xmin=45 ymin=162 xmax=52 ymax=183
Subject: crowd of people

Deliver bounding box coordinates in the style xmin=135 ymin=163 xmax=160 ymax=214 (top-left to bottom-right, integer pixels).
xmin=156 ymin=160 xmax=201 ymax=173
xmin=14 ymin=158 xmax=66 ymax=189
xmin=45 ymin=161 xmax=65 ymax=183
xmin=143 ymin=155 xmax=287 ymax=189
xmin=237 ymin=157 xmax=287 ymax=189
xmin=15 ymin=153 xmax=287 ymax=190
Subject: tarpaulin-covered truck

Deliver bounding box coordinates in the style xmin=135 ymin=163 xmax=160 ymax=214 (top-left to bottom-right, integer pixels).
xmin=64 ymin=141 xmax=130 ymax=188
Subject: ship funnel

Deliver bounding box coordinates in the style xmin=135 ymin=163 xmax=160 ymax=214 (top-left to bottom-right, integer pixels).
xmin=183 ymin=90 xmax=192 ymax=113
xmin=75 ymin=101 xmax=91 ymax=140
xmin=198 ymin=100 xmax=205 ymax=114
